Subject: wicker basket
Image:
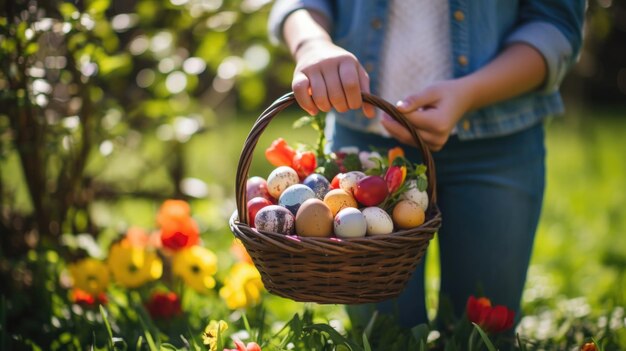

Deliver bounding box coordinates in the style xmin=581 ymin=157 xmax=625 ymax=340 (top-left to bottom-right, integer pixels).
xmin=229 ymin=92 xmax=442 ymax=304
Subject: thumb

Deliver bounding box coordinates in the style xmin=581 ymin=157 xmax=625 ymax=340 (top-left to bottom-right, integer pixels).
xmin=395 ymin=89 xmax=438 ymax=113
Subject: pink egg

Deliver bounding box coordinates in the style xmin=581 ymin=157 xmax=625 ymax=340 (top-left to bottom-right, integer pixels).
xmin=246 ymin=176 xmax=272 ymax=202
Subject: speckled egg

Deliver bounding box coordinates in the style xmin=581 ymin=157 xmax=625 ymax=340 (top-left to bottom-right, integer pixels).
xmin=334 ymin=207 xmax=367 ymax=238
xmin=303 ymin=173 xmax=331 ymax=199
xmin=401 ymin=180 xmax=429 ymax=212
xmin=278 ymin=184 xmax=316 ymax=215
xmin=246 ymin=176 xmax=272 ymax=202
xmin=295 ymin=199 xmax=333 ymax=237
xmin=361 ymin=207 xmax=394 ymax=235
xmin=392 ymin=200 xmax=425 ymax=229
xmin=323 ymin=189 xmax=358 ymax=217
xmin=266 ymin=166 xmax=299 ymax=199
xmin=338 ymin=171 xmax=366 ymax=194
xmin=254 ymin=205 xmax=295 ymax=234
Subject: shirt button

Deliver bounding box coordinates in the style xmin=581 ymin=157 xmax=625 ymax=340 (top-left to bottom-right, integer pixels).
xmin=454 ymin=10 xmax=465 ymax=21
xmin=371 ymin=18 xmax=383 ymax=29
xmin=365 ymin=62 xmax=375 ymax=73
xmin=457 ymin=55 xmax=468 ymax=66
xmin=462 ymin=120 xmax=471 ymax=131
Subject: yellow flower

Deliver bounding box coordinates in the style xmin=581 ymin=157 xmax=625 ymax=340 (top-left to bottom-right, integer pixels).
xmin=172 ymin=246 xmax=217 ymax=294
xmin=107 ymin=241 xmax=162 ymax=288
xmin=68 ymin=258 xmax=109 ymax=295
xmin=202 ymin=319 xmax=228 ymax=351
xmin=219 ymin=262 xmax=263 ymax=310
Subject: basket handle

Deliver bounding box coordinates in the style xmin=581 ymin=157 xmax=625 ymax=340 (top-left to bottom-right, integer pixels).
xmin=235 ymin=92 xmax=438 ymax=225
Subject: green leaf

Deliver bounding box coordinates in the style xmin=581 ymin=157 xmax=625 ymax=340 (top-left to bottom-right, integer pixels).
xmin=362 ymin=333 xmax=372 ymax=351
xmin=471 ymin=323 xmax=497 ymax=351
xmin=416 ymin=174 xmax=428 ymax=192
xmin=343 ymin=153 xmax=362 ymax=172
xmin=98 ymin=54 xmax=132 ymax=77
xmin=99 ymin=305 xmax=115 ymax=351
xmin=196 ymin=32 xmax=227 ymax=64
xmin=410 ymin=323 xmax=430 ymax=345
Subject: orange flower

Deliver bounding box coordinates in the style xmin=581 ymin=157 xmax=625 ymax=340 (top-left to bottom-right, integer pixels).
xmin=157 ymin=200 xmax=200 ymax=251
xmin=388 ymin=147 xmax=405 ymax=166
xmin=123 ymin=226 xmax=161 ymax=249
xmin=71 ymin=288 xmax=107 ymax=307
xmin=466 ymin=295 xmax=515 ymax=334
xmin=226 ymin=340 xmax=262 ymax=351
xmin=580 ymin=342 xmax=598 ymax=351
xmin=265 ymin=138 xmax=295 ymax=167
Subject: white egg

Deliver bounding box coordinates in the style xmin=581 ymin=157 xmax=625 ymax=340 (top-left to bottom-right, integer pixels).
xmin=402 ymin=179 xmax=429 ymax=212
xmin=334 ymin=207 xmax=367 ymax=238
xmin=339 ymin=171 xmax=366 ymax=194
xmin=266 ymin=166 xmax=299 ymax=199
xmin=361 ymin=207 xmax=394 ymax=235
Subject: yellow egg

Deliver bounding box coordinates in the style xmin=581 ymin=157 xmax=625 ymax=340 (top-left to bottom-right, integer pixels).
xmin=323 ymin=189 xmax=358 ymax=217
xmin=295 ymin=199 xmax=333 ymax=237
xmin=392 ymin=200 xmax=425 ymax=229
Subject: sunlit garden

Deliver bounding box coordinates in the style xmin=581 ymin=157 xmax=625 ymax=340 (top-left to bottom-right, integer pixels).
xmin=1 ymin=1 xmax=626 ymax=350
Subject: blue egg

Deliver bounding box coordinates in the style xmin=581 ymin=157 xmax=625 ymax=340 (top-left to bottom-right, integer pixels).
xmin=278 ymin=184 xmax=316 ymax=215
xmin=303 ymin=173 xmax=331 ymax=199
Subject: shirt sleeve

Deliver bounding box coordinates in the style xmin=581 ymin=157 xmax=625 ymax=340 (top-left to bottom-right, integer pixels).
xmin=503 ymin=0 xmax=586 ymax=94
xmin=268 ymin=0 xmax=333 ymax=45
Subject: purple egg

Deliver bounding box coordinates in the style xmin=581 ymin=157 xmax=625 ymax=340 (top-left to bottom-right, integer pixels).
xmin=254 ymin=205 xmax=295 ymax=234
xmin=278 ymin=184 xmax=316 ymax=215
xmin=303 ymin=173 xmax=331 ymax=199
xmin=247 ymin=176 xmax=272 ymax=201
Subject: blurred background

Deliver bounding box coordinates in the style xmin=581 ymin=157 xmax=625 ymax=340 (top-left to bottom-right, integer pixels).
xmin=1 ymin=0 xmax=625 ymax=349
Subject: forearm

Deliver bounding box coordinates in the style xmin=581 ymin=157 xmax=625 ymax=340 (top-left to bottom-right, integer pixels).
xmin=283 ymin=9 xmax=332 ymax=59
xmin=460 ymin=43 xmax=548 ymax=111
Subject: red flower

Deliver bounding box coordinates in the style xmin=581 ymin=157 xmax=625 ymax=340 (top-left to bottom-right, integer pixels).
xmin=145 ymin=291 xmax=182 ymax=320
xmin=466 ymin=295 xmax=515 ymax=334
xmin=71 ymin=288 xmax=107 ymax=307
xmin=384 ymin=165 xmax=407 ymax=193
xmin=292 ymin=150 xmax=317 ymax=179
xmin=225 ymin=340 xmax=262 ymax=351
xmin=158 ymin=200 xmax=200 ymax=251
xmin=265 ymin=138 xmax=296 ymax=167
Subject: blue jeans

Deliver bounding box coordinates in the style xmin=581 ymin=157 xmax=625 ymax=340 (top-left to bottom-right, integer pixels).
xmin=329 ymin=122 xmax=546 ymax=328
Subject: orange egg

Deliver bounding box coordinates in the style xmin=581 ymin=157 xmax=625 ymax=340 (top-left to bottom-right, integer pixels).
xmin=323 ymin=189 xmax=358 ymax=217
xmin=392 ymin=200 xmax=425 ymax=229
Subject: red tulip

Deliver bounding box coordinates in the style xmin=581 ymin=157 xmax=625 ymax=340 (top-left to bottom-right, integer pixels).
xmin=265 ymin=138 xmax=295 ymax=167
xmin=292 ymin=150 xmax=317 ymax=179
xmin=145 ymin=291 xmax=182 ymax=320
xmin=466 ymin=295 xmax=515 ymax=334
xmin=384 ymin=166 xmax=407 ymax=193
xmin=225 ymin=340 xmax=262 ymax=351
xmin=580 ymin=342 xmax=598 ymax=351
xmin=71 ymin=288 xmax=107 ymax=307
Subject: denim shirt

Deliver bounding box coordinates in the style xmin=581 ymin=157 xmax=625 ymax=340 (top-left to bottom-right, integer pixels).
xmin=268 ymin=0 xmax=585 ymax=140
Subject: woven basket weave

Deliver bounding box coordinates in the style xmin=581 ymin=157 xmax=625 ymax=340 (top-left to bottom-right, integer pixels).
xmin=229 ymin=92 xmax=441 ymax=304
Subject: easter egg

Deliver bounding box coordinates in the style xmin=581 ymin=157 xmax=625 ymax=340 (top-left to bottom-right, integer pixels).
xmin=392 ymin=200 xmax=425 ymax=229
xmin=339 ymin=171 xmax=366 ymax=194
xmin=254 ymin=205 xmax=295 ymax=234
xmin=330 ymin=173 xmax=342 ymax=189
xmin=401 ymin=180 xmax=429 ymax=212
xmin=247 ymin=197 xmax=273 ymax=227
xmin=334 ymin=208 xmax=367 ymax=238
xmin=323 ymin=189 xmax=358 ymax=217
xmin=246 ymin=176 xmax=272 ymax=202
xmin=354 ymin=175 xmax=389 ymax=206
xmin=303 ymin=173 xmax=331 ymax=199
xmin=295 ymin=199 xmax=333 ymax=237
xmin=266 ymin=166 xmax=299 ymax=199
xmin=278 ymin=184 xmax=316 ymax=215
xmin=361 ymin=207 xmax=394 ymax=235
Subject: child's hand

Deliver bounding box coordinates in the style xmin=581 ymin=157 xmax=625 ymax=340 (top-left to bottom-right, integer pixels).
xmin=292 ymin=39 xmax=375 ymax=118
xmin=381 ymin=79 xmax=474 ymax=151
